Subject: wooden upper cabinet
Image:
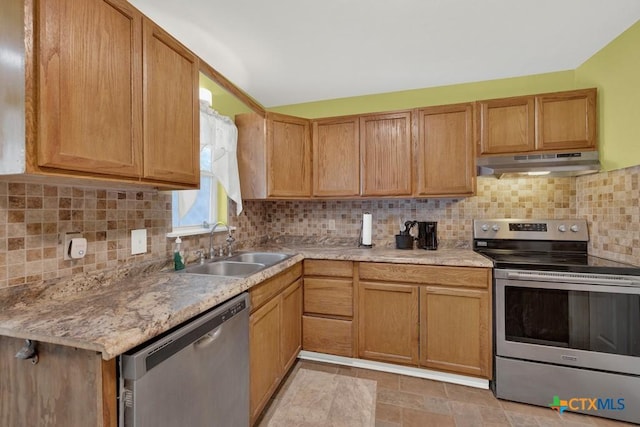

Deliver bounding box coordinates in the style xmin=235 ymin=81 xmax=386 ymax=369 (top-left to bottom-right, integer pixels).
xmin=477 ymin=96 xmax=535 ymax=155
xmin=236 ymin=112 xmax=311 ymax=199
xmin=416 ymin=104 xmax=475 ymax=196
xmin=360 ymin=112 xmax=412 ymax=196
xmin=142 ymin=18 xmax=199 ymax=185
xmin=37 ymin=0 xmax=143 ymax=177
xmin=478 ymin=88 xmax=597 ymax=156
xmin=312 ymin=117 xmax=360 ymax=197
xmin=36 ymin=0 xmax=200 ymax=187
xmin=268 ymin=113 xmax=312 ymax=197
xmin=536 ymin=88 xmax=597 ymax=151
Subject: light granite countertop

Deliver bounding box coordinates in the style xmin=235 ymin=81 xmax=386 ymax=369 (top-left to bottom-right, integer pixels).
xmin=0 ymin=246 xmax=492 ymax=360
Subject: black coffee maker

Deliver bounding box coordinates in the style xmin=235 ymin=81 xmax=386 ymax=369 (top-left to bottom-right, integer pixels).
xmin=417 ymin=221 xmax=438 ymax=250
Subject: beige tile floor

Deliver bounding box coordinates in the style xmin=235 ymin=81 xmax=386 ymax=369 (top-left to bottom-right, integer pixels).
xmin=257 ymin=360 xmax=636 ymax=427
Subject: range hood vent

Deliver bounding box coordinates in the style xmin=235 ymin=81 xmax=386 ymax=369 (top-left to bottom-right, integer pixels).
xmin=477 ymin=151 xmax=600 ymax=178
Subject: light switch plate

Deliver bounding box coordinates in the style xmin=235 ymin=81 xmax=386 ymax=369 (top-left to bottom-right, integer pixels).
xmin=131 ymin=229 xmax=147 ymax=255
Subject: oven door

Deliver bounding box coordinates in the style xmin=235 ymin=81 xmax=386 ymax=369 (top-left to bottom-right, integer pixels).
xmin=495 ymin=269 xmax=640 ymax=375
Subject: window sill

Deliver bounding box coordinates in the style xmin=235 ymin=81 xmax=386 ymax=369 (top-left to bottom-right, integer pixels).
xmin=166 ymin=225 xmax=237 ymax=238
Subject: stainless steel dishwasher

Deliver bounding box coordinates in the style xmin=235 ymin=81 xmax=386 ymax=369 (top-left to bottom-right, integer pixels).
xmin=118 ymin=292 xmax=249 ymax=427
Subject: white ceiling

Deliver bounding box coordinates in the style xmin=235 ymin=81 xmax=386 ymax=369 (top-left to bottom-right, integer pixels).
xmin=130 ymin=0 xmax=640 ymax=108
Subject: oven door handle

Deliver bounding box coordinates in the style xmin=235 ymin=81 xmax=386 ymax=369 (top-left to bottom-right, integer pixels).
xmin=505 ymin=271 xmax=640 ymax=287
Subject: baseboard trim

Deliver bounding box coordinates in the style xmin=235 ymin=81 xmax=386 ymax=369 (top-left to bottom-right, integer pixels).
xmin=298 ymin=350 xmax=489 ymax=389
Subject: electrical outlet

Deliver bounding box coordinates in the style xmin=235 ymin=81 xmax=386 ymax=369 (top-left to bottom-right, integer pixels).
xmin=328 ymin=219 xmax=336 ymax=230
xmin=131 ymin=229 xmax=147 ymax=255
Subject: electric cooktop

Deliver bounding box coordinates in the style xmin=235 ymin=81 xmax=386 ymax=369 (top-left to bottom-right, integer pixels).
xmin=473 ymin=219 xmax=640 ymax=276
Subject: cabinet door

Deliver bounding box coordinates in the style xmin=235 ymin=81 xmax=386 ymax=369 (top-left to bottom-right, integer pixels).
xmin=281 ymin=278 xmax=302 ymax=372
xmin=142 ymin=18 xmax=199 ymax=185
xmin=267 ymin=113 xmax=311 ymax=197
xmin=419 ymin=286 xmax=490 ymax=378
xmin=535 ymin=88 xmax=596 ymax=151
xmin=477 ymin=96 xmax=535 ymax=155
xmin=358 ymin=281 xmax=419 ymax=365
xmin=360 ymin=112 xmax=412 ymax=196
xmin=312 ymin=117 xmax=360 ymax=197
xmin=38 ymin=0 xmax=143 ymax=177
xmin=416 ymin=104 xmax=475 ymax=196
xmin=249 ymin=296 xmax=281 ymax=423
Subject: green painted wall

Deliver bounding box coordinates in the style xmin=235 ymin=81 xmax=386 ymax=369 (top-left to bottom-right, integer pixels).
xmin=575 ymin=20 xmax=640 ymax=171
xmin=269 ymin=70 xmax=578 ymax=118
xmin=199 ymin=74 xmax=253 ymax=118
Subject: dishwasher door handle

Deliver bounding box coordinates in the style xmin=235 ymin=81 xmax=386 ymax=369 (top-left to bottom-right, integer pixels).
xmin=193 ymin=326 xmax=223 ymax=349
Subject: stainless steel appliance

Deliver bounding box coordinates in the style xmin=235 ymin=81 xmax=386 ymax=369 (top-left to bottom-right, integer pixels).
xmin=476 ymin=150 xmax=600 ymax=177
xmin=118 ymin=292 xmax=249 ymax=427
xmin=417 ymin=221 xmax=438 ymax=250
xmin=473 ymin=219 xmax=640 ymax=424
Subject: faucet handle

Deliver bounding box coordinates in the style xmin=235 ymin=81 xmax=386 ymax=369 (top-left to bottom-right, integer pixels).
xmin=194 ymin=250 xmax=205 ymax=264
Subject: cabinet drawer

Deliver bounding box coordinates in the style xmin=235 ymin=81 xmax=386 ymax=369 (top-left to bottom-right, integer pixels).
xmin=304 ymin=277 xmax=353 ymax=317
xmin=250 ymin=263 xmax=302 ymax=312
xmin=359 ymin=262 xmax=490 ymax=289
xmin=302 ymin=316 xmax=353 ymax=357
xmin=304 ymin=260 xmax=353 ymax=277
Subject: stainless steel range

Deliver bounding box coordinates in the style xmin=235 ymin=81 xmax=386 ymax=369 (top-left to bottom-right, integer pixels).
xmin=473 ymin=219 xmax=640 ymax=424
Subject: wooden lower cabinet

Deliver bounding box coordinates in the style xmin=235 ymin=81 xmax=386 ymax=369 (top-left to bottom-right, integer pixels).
xmin=249 ymin=296 xmax=282 ymax=424
xmin=357 ymin=262 xmax=492 ymax=379
xmin=249 ymin=264 xmax=302 ymax=425
xmin=358 ymin=281 xmax=419 ymax=365
xmin=302 ymin=260 xmax=356 ymax=357
xmin=0 ymin=336 xmax=116 ymax=427
xmin=419 ymin=286 xmax=490 ymax=377
xmin=281 ymin=279 xmax=303 ymax=372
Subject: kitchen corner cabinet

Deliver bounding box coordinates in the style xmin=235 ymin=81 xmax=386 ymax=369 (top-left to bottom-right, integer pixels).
xmin=358 ymin=262 xmax=492 ymax=378
xmin=416 ymin=103 xmax=475 ymax=197
xmin=477 ymin=88 xmax=597 ymax=156
xmin=249 ymin=263 xmax=302 ymax=424
xmin=302 ymin=260 xmax=355 ymax=357
xmin=34 ymin=0 xmax=199 ymax=188
xmin=236 ymin=112 xmax=311 ymax=199
xmin=360 ymin=111 xmax=413 ymax=196
xmin=312 ymin=117 xmax=360 ymax=197
xmin=0 ymin=336 xmax=116 ymax=427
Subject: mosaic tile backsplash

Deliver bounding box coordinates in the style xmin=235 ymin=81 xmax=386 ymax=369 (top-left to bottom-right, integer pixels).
xmin=264 ymin=177 xmax=576 ymax=249
xmin=1 ymin=165 xmax=638 ymax=287
xmin=576 ymin=164 xmax=640 ymax=265
xmin=0 ymin=181 xmax=265 ymax=288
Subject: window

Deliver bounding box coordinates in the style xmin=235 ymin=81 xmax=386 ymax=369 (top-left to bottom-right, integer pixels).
xmin=169 ymin=89 xmax=229 ymax=237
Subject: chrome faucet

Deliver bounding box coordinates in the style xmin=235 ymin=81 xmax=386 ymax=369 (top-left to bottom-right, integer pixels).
xmin=208 ymin=221 xmax=235 ymax=258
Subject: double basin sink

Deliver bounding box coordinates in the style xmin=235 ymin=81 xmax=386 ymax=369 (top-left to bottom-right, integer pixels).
xmin=182 ymin=252 xmax=292 ymax=277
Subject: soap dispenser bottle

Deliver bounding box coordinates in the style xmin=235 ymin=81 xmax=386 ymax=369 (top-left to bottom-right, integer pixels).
xmin=173 ymin=237 xmax=185 ymax=270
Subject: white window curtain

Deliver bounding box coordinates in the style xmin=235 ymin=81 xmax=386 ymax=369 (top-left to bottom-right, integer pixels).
xmin=177 ymin=101 xmax=243 ymax=220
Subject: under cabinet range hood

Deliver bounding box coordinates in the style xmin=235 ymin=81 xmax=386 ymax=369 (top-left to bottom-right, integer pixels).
xmin=477 ymin=151 xmax=600 ymax=178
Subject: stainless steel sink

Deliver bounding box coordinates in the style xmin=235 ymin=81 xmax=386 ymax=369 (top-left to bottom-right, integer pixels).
xmin=226 ymin=252 xmax=292 ymax=266
xmin=182 ymin=252 xmax=292 ymax=277
xmin=184 ymin=261 xmax=266 ymax=277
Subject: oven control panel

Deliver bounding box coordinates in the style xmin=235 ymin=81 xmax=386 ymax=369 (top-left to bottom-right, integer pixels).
xmin=473 ymin=219 xmax=588 ymax=241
